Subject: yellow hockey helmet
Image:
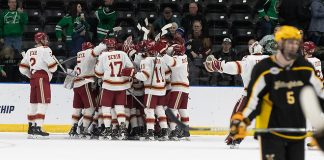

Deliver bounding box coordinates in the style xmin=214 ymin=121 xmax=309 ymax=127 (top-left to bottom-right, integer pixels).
xmin=274 ymin=26 xmax=302 ymax=42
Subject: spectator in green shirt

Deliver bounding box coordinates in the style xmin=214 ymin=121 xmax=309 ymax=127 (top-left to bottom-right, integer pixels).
xmin=95 ymin=0 xmax=116 ymax=40
xmin=256 ymin=0 xmax=279 ymax=38
xmin=0 ymin=0 xmax=28 ymax=53
xmin=56 ymin=3 xmax=89 ymax=54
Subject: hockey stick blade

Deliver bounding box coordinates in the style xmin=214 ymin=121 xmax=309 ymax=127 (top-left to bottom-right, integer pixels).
xmin=300 ymin=86 xmax=324 ymax=131
xmin=161 ymin=23 xmax=173 ymax=31
xmin=165 ymin=108 xmax=189 ymax=131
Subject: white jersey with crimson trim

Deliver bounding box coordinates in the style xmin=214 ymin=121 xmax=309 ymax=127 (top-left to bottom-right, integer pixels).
xmin=19 ymin=46 xmax=57 ymax=80
xmin=170 ymin=55 xmax=189 ymax=93
xmin=135 ymin=56 xmax=171 ymax=96
xmin=95 ymin=50 xmax=134 ymax=91
xmin=73 ymin=43 xmax=107 ymax=88
xmin=127 ymin=53 xmax=145 ymax=96
xmin=221 ymin=54 xmax=269 ymax=95
xmin=307 ymin=57 xmax=323 ymax=80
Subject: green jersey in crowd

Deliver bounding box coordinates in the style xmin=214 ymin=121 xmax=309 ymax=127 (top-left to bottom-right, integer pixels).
xmin=0 ymin=9 xmax=28 ymax=38
xmin=95 ymin=6 xmax=116 ymax=40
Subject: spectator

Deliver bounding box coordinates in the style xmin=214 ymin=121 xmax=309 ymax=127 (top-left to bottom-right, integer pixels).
xmin=56 ymin=3 xmax=89 ymax=56
xmin=0 ymin=46 xmax=19 ymax=82
xmin=211 ymin=38 xmax=240 ymax=86
xmin=187 ymin=20 xmax=211 ymax=85
xmin=256 ymin=0 xmax=279 ymax=38
xmin=181 ymin=2 xmax=208 ymax=38
xmin=259 ymin=25 xmax=280 ymax=55
xmin=308 ymin=0 xmax=324 ymax=46
xmin=213 ymin=38 xmax=239 ymax=61
xmin=0 ymin=0 xmax=28 ymax=53
xmin=153 ymin=7 xmax=180 ymax=33
xmin=95 ymin=0 xmax=116 ymax=40
xmin=165 ymin=22 xmax=178 ymax=41
xmin=278 ymin=0 xmax=311 ymax=30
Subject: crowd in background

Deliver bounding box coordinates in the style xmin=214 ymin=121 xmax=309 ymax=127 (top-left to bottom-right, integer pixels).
xmin=1 ymin=0 xmax=324 ymax=86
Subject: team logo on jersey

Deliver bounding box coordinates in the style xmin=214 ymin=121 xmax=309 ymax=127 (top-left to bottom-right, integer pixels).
xmin=274 ymin=80 xmax=304 ymax=90
xmin=270 ymin=67 xmax=280 ymax=75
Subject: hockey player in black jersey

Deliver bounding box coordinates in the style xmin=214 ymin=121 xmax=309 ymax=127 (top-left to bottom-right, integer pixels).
xmin=229 ymin=26 xmax=324 ymax=160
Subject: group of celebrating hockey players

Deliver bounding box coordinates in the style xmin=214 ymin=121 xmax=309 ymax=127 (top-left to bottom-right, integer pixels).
xmin=18 ymin=25 xmax=191 ymax=141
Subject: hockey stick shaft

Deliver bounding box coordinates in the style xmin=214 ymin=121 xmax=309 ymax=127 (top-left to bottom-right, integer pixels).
xmin=60 ymin=56 xmax=77 ymax=65
xmin=53 ymin=56 xmax=67 ymax=73
xmin=58 ymin=71 xmax=94 ymax=83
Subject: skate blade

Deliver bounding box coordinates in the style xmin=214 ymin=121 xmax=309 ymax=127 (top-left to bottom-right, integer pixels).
xmin=169 ymin=138 xmax=180 ymax=141
xmin=229 ymin=144 xmax=239 ymax=149
xmin=27 ymin=134 xmax=35 ymax=139
xmin=99 ymin=136 xmax=111 ymax=140
xmin=34 ymin=135 xmax=50 ymax=140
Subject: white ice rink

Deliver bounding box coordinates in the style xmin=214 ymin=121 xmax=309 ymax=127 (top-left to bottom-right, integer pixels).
xmin=0 ymin=133 xmax=323 ymax=160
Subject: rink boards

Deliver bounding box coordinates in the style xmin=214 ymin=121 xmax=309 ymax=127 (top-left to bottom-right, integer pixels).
xmin=0 ymin=83 xmax=245 ymax=135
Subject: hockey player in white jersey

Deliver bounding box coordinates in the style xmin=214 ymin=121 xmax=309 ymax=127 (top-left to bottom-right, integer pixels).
xmin=19 ymin=32 xmax=58 ymax=137
xmin=204 ymin=41 xmax=269 ymax=146
xmin=121 ymin=40 xmax=172 ymax=140
xmin=95 ymin=38 xmax=134 ymax=140
xmin=68 ymin=42 xmax=107 ymax=138
xmin=303 ymin=41 xmax=323 ymax=80
xmin=166 ymin=44 xmax=191 ymax=140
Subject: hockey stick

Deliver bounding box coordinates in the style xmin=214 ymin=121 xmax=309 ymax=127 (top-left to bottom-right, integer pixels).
xmin=300 ymin=86 xmax=324 ymax=133
xmin=192 ymin=127 xmax=314 ymax=134
xmin=58 ymin=71 xmax=94 ymax=83
xmin=53 ymin=55 xmax=67 ymax=73
xmin=60 ymin=56 xmax=77 ymax=65
xmin=126 ymin=89 xmax=189 ymax=131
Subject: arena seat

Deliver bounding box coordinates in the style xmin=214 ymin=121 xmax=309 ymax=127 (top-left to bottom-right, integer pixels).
xmin=44 ymin=10 xmax=65 ymax=25
xmin=137 ymin=0 xmax=158 ymax=12
xmin=25 ymin=9 xmax=43 ymax=25
xmin=23 ymin=25 xmax=43 ymax=41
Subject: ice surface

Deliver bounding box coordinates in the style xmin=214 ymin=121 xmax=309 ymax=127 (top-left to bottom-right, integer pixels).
xmin=0 ymin=133 xmax=322 ymax=160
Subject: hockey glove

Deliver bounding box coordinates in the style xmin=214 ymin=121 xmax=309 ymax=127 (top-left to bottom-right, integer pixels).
xmin=229 ymin=112 xmax=250 ymax=140
xmin=121 ymin=68 xmax=136 ymax=77
xmin=204 ymin=55 xmax=223 ymax=73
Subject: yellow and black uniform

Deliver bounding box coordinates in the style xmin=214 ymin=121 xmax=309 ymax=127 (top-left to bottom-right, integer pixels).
xmin=242 ymin=55 xmax=324 ymax=160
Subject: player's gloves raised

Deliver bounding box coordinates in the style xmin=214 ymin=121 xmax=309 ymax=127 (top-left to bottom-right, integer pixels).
xmin=204 ymin=55 xmax=223 ymax=73
xmin=229 ymin=112 xmax=250 ymax=140
xmin=121 ymin=68 xmax=136 ymax=77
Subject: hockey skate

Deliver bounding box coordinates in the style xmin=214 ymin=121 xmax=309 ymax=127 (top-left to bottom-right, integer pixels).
xmin=145 ymin=129 xmax=155 ymax=141
xmin=111 ymin=128 xmax=119 ymax=140
xmin=225 ymin=135 xmax=242 ymax=149
xmin=158 ymin=128 xmax=169 ymax=141
xmin=79 ymin=126 xmax=90 ymax=139
xmin=177 ymin=127 xmax=190 ymax=141
xmin=68 ymin=123 xmax=79 ymax=138
xmin=169 ymin=129 xmax=179 ymax=141
xmin=119 ymin=123 xmax=128 ymax=140
xmin=128 ymin=127 xmax=140 ymax=140
xmin=33 ymin=124 xmax=49 ymax=139
xmin=90 ymin=124 xmax=100 ymax=140
xmin=100 ymin=127 xmax=112 ymax=140
xmin=27 ymin=122 xmax=35 ymax=139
